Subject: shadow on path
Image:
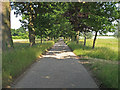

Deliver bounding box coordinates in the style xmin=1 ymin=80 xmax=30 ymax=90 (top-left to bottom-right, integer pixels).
xmin=12 ymin=40 xmax=98 ymax=88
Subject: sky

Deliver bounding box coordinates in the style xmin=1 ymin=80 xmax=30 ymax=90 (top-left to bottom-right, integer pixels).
xmin=11 ymin=10 xmax=22 ymax=29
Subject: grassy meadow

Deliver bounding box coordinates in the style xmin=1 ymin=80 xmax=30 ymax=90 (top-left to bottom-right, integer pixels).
xmin=67 ymin=39 xmax=118 ymax=61
xmin=2 ymin=39 xmax=54 ymax=87
xmin=66 ymin=38 xmax=118 ymax=88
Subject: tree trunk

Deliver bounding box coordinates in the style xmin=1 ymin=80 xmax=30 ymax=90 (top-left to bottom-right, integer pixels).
xmin=28 ymin=15 xmax=35 ymax=47
xmin=0 ymin=1 xmax=1 ymax=86
xmin=76 ymin=31 xmax=79 ymax=44
xmin=2 ymin=2 xmax=13 ymax=50
xmin=84 ymin=32 xmax=86 ymax=47
xmin=84 ymin=36 xmax=86 ymax=47
xmin=92 ymin=31 xmax=98 ymax=49
xmin=74 ymin=35 xmax=77 ymax=41
xmin=41 ymin=35 xmax=42 ymax=44
xmin=28 ymin=26 xmax=35 ymax=47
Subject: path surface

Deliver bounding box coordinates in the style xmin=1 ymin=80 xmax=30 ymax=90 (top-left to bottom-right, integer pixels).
xmin=12 ymin=40 xmax=98 ymax=88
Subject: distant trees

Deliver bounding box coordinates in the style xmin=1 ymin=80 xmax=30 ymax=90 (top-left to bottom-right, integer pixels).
xmin=114 ymin=30 xmax=120 ymax=38
xmin=11 ymin=27 xmax=29 ymax=39
xmin=54 ymin=16 xmax=74 ymax=39
xmin=82 ymin=32 xmax=93 ymax=46
xmin=85 ymin=32 xmax=93 ymax=39
xmin=113 ymin=23 xmax=119 ymax=38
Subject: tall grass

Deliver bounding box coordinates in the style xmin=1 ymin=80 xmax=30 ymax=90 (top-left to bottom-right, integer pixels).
xmin=66 ymin=39 xmax=118 ymax=88
xmin=2 ymin=41 xmax=54 ymax=87
xmin=67 ymin=39 xmax=118 ymax=61
xmin=86 ymin=60 xmax=118 ymax=88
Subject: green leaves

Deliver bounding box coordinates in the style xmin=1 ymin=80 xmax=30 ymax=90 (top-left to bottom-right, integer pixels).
xmin=64 ymin=2 xmax=119 ymax=36
xmin=12 ymin=2 xmax=119 ymax=41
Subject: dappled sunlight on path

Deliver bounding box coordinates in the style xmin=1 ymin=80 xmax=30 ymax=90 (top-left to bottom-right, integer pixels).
xmin=13 ymin=40 xmax=98 ymax=88
xmin=42 ymin=40 xmax=78 ymax=60
xmin=43 ymin=51 xmax=77 ymax=59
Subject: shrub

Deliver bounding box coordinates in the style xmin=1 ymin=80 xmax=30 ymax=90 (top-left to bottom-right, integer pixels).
xmin=12 ymin=35 xmax=29 ymax=39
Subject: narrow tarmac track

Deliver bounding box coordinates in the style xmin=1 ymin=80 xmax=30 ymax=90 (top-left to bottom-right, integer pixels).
xmin=12 ymin=40 xmax=98 ymax=88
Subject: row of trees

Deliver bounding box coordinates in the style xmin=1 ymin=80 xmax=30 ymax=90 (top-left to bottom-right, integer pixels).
xmin=12 ymin=2 xmax=75 ymax=45
xmin=2 ymin=2 xmax=119 ymax=50
xmin=63 ymin=2 xmax=119 ymax=48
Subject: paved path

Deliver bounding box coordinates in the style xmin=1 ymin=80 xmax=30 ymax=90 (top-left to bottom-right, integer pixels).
xmin=12 ymin=40 xmax=98 ymax=88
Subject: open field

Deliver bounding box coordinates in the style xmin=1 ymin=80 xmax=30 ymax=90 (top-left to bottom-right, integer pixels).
xmin=79 ymin=36 xmax=116 ymax=39
xmin=66 ymin=38 xmax=118 ymax=88
xmin=92 ymin=36 xmax=116 ymax=39
xmin=67 ymin=39 xmax=118 ymax=61
xmin=2 ymin=40 xmax=54 ymax=87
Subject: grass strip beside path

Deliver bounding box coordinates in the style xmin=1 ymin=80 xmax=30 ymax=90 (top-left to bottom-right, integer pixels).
xmin=67 ymin=39 xmax=118 ymax=61
xmin=2 ymin=41 xmax=54 ymax=87
xmin=83 ymin=59 xmax=118 ymax=88
xmin=66 ymin=39 xmax=118 ymax=88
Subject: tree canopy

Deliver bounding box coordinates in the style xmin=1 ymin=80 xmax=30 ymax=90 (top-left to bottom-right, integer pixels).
xmin=10 ymin=2 xmax=119 ymax=48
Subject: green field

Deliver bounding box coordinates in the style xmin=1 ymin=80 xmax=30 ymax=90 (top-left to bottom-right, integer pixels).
xmin=67 ymin=39 xmax=118 ymax=61
xmin=2 ymin=40 xmax=54 ymax=87
xmin=66 ymin=38 xmax=118 ymax=88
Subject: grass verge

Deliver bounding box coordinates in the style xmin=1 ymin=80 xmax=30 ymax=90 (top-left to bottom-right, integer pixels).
xmin=82 ymin=59 xmax=118 ymax=88
xmin=2 ymin=41 xmax=54 ymax=87
xmin=66 ymin=39 xmax=118 ymax=88
xmin=66 ymin=39 xmax=118 ymax=61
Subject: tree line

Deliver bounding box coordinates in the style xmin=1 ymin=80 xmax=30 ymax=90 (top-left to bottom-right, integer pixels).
xmin=2 ymin=2 xmax=119 ymax=50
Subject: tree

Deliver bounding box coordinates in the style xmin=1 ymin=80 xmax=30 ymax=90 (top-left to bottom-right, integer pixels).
xmin=34 ymin=2 xmax=71 ymax=41
xmin=80 ymin=2 xmax=119 ymax=48
xmin=12 ymin=2 xmax=37 ymax=46
xmin=64 ymin=2 xmax=119 ymax=48
xmin=2 ymin=2 xmax=13 ymax=50
xmin=33 ymin=3 xmax=54 ymax=44
xmin=63 ymin=2 xmax=92 ymax=44
xmin=12 ymin=2 xmax=74 ymax=44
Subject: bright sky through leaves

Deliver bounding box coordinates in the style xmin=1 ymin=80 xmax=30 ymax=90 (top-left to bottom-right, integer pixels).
xmin=11 ymin=10 xmax=22 ymax=29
